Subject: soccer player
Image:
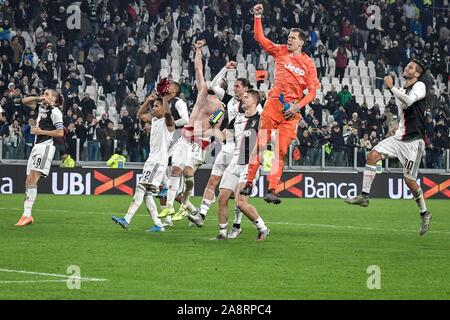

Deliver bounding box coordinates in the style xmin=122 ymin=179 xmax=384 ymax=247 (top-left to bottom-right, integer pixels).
xmin=209 ymin=90 xmax=269 ymax=240
xmin=346 ymin=59 xmax=433 ymax=235
xmin=190 ymin=61 xmax=252 ymax=232
xmin=240 ymin=3 xmax=320 ymax=204
xmin=158 ymin=40 xmax=225 ymax=226
xmin=112 ymin=93 xmax=175 ymax=232
xmin=15 ymin=90 xmax=64 ymax=226
xmin=155 ymin=81 xmax=189 ymax=206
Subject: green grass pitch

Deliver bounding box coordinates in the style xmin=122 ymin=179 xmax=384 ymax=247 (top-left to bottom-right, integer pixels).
xmin=0 ymin=194 xmax=449 ymax=299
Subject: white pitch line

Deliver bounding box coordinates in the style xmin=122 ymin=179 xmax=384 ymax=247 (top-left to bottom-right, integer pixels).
xmin=1 ymin=207 xmax=449 ymax=235
xmin=0 ymin=268 xmax=108 ymax=282
xmin=268 ymin=221 xmax=450 ymax=235
xmin=0 ymin=279 xmax=103 ymax=284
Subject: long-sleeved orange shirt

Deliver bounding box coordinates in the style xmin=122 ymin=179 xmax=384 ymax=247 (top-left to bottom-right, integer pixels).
xmin=254 ymin=17 xmax=320 ymax=107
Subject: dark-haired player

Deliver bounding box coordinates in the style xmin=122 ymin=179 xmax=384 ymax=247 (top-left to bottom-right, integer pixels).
xmin=346 ymin=59 xmax=432 ymax=235
xmin=158 ymin=40 xmax=225 ymax=226
xmin=112 ymin=93 xmax=174 ymax=232
xmin=15 ymin=90 xmax=64 ymax=226
xmin=190 ymin=61 xmax=257 ymax=232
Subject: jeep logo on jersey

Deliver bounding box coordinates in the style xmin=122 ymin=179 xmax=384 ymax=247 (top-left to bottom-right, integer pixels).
xmin=284 ymin=63 xmax=305 ymax=76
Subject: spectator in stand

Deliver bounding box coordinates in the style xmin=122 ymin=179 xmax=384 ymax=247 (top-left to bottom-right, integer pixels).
xmin=298 ymin=129 xmax=312 ymax=166
xmin=80 ymin=93 xmax=96 ymax=119
xmin=208 ymin=49 xmax=226 ymax=80
xmin=314 ymin=43 xmax=328 ymax=80
xmin=337 ymin=85 xmax=352 ymax=109
xmin=333 ymin=45 xmax=351 ymax=83
xmin=375 ymin=58 xmax=388 ymax=92
xmin=86 ymin=118 xmax=101 ymax=161
xmin=345 ymin=126 xmax=359 ymax=167
xmin=114 ymin=122 xmax=128 ymax=155
xmin=123 ymin=91 xmax=140 ymax=117
xmin=140 ymin=122 xmax=151 ymax=162
xmin=143 ymin=64 xmax=158 ymax=95
xmin=330 ymin=124 xmax=346 ymax=167
xmin=387 ymin=41 xmax=403 ymax=77
xmin=176 ymin=9 xmax=192 ymax=44
xmin=100 ymin=121 xmax=114 ymax=161
xmin=128 ymin=121 xmax=142 ymax=163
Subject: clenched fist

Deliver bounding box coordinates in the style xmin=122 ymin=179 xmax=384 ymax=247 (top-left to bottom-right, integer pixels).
xmin=195 ymin=40 xmax=205 ymax=50
xmin=226 ymin=61 xmax=237 ymax=69
xmin=253 ymin=4 xmax=264 ymax=16
xmin=384 ymin=75 xmax=394 ymax=89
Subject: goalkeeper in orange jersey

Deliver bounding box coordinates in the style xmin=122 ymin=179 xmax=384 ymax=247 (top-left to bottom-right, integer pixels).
xmin=240 ymin=4 xmax=320 ymax=204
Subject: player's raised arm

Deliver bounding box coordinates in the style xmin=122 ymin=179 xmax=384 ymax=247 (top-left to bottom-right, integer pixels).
xmin=194 ymin=40 xmax=208 ymax=97
xmin=137 ymin=92 xmax=156 ymax=123
xmin=253 ymin=4 xmax=281 ymax=56
xmin=209 ymin=61 xmax=236 ymax=100
xmin=162 ymin=95 xmax=175 ymax=132
xmin=385 ymin=75 xmax=426 ymax=108
xmin=22 ymin=96 xmax=43 ymax=110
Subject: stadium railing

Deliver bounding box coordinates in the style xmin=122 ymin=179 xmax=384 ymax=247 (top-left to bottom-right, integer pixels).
xmin=1 ymin=137 xmax=449 ymax=174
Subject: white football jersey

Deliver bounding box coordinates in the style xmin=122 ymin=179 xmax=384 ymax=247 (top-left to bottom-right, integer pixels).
xmin=147 ymin=117 xmax=173 ymax=165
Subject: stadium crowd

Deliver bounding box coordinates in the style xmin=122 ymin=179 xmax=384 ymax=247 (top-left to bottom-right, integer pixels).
xmin=0 ymin=0 xmax=449 ymax=168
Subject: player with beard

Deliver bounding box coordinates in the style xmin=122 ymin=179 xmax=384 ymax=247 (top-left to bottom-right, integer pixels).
xmin=15 ymin=90 xmax=64 ymax=226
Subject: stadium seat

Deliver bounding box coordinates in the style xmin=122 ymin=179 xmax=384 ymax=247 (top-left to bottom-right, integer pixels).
xmin=359 ymin=66 xmax=368 ymax=77
xmin=238 ymin=70 xmax=248 ymax=78
xmin=321 ymin=83 xmax=331 ymax=95
xmin=374 ymin=89 xmax=383 ymax=97
xmin=365 ymin=95 xmax=375 ymax=106
xmin=246 ymin=54 xmax=252 ymax=65
xmin=160 ymin=67 xmax=170 ymax=78
xmin=331 ymin=77 xmax=340 ymax=86
xmin=328 ymin=57 xmax=336 ymax=67
xmin=341 ymin=78 xmax=351 ymax=87
xmin=362 ymin=86 xmax=373 ymax=95
xmin=361 ymin=77 xmax=371 ymax=86
xmin=355 ymin=95 xmax=364 ymax=105
xmin=352 ymin=85 xmax=362 ymax=95
xmin=375 ymin=97 xmax=385 ymax=107
xmin=161 ymin=59 xmax=169 ymax=68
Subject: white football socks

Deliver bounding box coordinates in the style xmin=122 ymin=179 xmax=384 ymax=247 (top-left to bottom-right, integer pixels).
xmin=167 ymin=175 xmax=181 ymax=208
xmin=218 ymin=223 xmax=228 ymax=237
xmin=362 ymin=165 xmax=377 ymax=195
xmin=413 ymin=188 xmax=428 ymax=214
xmin=199 ymin=199 xmax=213 ymax=217
xmin=233 ymin=206 xmax=243 ymax=225
xmin=125 ymin=184 xmax=146 ymax=224
xmin=23 ymin=186 xmax=37 ymax=218
xmin=144 ymin=192 xmax=163 ymax=227
xmin=254 ymin=217 xmax=267 ymax=232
